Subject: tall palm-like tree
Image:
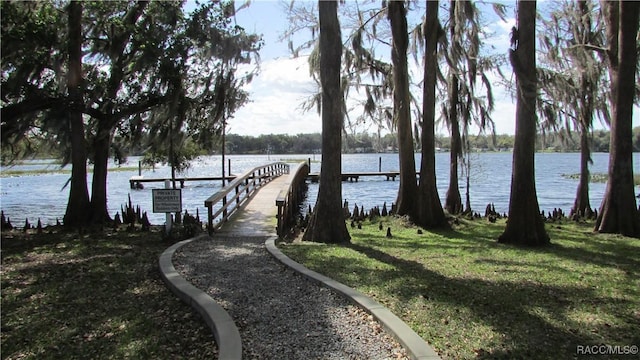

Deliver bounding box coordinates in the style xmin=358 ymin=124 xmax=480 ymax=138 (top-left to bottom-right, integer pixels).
xmin=388 ymin=0 xmax=418 ymax=217
xmin=443 ymin=0 xmax=463 ymax=215
xmin=283 ymin=1 xmax=422 ymax=221
xmin=595 ymin=0 xmax=640 ymax=237
xmin=442 ymin=0 xmax=496 ymax=215
xmin=303 ymin=0 xmax=350 ymax=244
xmin=498 ymin=0 xmax=550 ymax=246
xmin=415 ymin=0 xmax=446 ymax=228
xmin=538 ymin=0 xmax=608 ymax=219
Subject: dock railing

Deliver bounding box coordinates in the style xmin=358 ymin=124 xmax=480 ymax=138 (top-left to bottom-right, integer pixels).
xmin=204 ymin=162 xmax=289 ymax=234
xmin=275 ymin=161 xmax=310 ymax=237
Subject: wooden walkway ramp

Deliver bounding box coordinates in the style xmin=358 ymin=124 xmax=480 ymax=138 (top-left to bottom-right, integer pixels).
xmin=214 ymin=174 xmax=290 ymax=237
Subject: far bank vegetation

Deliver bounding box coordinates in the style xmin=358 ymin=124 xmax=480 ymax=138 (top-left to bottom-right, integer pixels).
xmin=3 ymin=128 xmax=637 ymax=164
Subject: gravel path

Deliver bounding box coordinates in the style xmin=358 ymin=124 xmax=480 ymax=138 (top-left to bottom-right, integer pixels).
xmin=173 ymin=235 xmax=409 ymax=360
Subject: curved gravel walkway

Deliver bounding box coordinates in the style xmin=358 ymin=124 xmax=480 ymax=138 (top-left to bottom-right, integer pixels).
xmin=173 ymin=234 xmax=409 ymax=360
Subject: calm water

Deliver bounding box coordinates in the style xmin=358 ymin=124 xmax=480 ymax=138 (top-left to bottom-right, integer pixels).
xmin=1 ymin=152 xmax=639 ymax=226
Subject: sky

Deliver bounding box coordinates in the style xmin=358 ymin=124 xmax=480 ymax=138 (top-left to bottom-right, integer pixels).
xmin=202 ymin=0 xmax=639 ymax=137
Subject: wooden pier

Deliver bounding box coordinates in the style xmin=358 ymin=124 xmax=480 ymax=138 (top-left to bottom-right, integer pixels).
xmin=307 ymin=171 xmax=403 ymax=182
xmin=129 ymin=175 xmax=236 ymax=189
xmin=130 ymin=156 xmax=414 ymax=187
xmin=304 ymin=156 xmax=420 ymax=182
xmin=131 ymin=171 xmax=419 ymax=188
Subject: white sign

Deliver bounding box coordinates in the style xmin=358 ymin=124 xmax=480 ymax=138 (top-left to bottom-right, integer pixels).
xmin=152 ymin=189 xmax=182 ymax=213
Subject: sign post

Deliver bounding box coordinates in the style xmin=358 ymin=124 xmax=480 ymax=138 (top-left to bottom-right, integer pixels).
xmin=153 ymin=180 xmax=182 ymax=234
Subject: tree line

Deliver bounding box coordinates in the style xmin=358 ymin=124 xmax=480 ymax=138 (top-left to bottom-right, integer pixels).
xmin=221 ymin=127 xmax=640 ymax=154
xmin=3 ymin=125 xmax=637 ymax=164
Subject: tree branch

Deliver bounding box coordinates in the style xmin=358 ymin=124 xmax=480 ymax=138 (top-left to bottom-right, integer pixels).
xmin=567 ymin=43 xmax=608 ymax=54
xmin=112 ymin=95 xmax=167 ymax=119
xmin=1 ymin=96 xmax=62 ymax=123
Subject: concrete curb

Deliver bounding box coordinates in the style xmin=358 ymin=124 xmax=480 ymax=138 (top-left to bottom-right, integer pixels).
xmin=159 ymin=235 xmax=242 ymax=360
xmin=265 ymin=237 xmax=441 ymax=360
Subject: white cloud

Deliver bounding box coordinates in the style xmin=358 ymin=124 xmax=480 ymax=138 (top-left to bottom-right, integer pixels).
xmin=490 ymin=100 xmax=517 ymax=135
xmin=230 ymin=56 xmax=322 ymax=135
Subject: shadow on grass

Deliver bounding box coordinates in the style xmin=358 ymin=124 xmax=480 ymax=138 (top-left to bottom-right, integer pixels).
xmin=0 ymin=229 xmax=216 ymax=360
xmin=1 ymin=227 xmax=77 ymax=255
xmin=335 ymin=239 xmax=638 ymax=359
xmin=376 ymin=219 xmax=640 ymax=278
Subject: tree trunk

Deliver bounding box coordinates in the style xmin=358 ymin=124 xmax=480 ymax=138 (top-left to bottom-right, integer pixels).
xmin=445 ymin=74 xmax=463 ymax=214
xmin=63 ymin=1 xmax=91 ymax=228
xmin=90 ymin=123 xmax=113 ymax=224
xmin=464 ymin=168 xmax=472 ymax=213
xmin=498 ymin=0 xmax=550 ymax=246
xmin=388 ymin=1 xmax=418 ymax=217
xmin=415 ymin=0 xmax=446 ymax=228
xmin=303 ymin=0 xmax=350 ymax=244
xmin=87 ymin=2 xmax=148 ymax=225
xmin=571 ymin=123 xmax=593 ymax=218
xmin=571 ymin=2 xmax=595 ymax=220
xmin=595 ymin=0 xmax=640 ymax=237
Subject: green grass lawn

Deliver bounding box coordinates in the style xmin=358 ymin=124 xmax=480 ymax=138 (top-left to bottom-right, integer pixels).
xmin=1 ymin=227 xmax=216 ymax=360
xmin=279 ymin=217 xmax=640 ymax=359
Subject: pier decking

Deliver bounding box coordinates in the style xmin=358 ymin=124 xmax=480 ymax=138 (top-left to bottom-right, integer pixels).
xmin=307 ymin=171 xmax=422 ymax=182
xmin=307 ymin=172 xmax=400 ymax=182
xmin=129 ymin=175 xmax=236 ymax=189
xmin=130 ymin=171 xmax=419 ymax=188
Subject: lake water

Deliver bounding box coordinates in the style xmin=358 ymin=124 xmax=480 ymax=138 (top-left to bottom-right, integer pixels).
xmin=1 ymin=152 xmax=639 ymax=226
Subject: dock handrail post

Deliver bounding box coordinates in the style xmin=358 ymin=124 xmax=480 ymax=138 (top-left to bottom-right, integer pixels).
xmin=207 ymin=203 xmax=213 ymax=235
xmin=276 ymin=200 xmax=284 ymax=236
xmin=164 ymin=180 xmax=172 ymax=235
xmin=379 ymin=156 xmax=381 ymax=172
xmin=222 ymin=196 xmax=228 ymax=219
xmin=138 ymin=161 xmax=142 ymax=176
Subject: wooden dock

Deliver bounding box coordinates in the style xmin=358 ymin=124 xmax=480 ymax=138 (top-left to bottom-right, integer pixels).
xmin=131 ymin=170 xmax=417 ymax=188
xmin=307 ymin=172 xmax=403 ymax=182
xmin=129 ymin=175 xmax=236 ymax=189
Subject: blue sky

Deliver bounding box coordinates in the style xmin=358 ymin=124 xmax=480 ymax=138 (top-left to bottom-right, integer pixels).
xmin=231 ymin=1 xmax=292 ymax=60
xmin=190 ymin=0 xmax=640 ymax=136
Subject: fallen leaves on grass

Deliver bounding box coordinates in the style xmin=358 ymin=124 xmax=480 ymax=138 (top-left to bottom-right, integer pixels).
xmin=1 ymin=226 xmax=217 ymax=360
